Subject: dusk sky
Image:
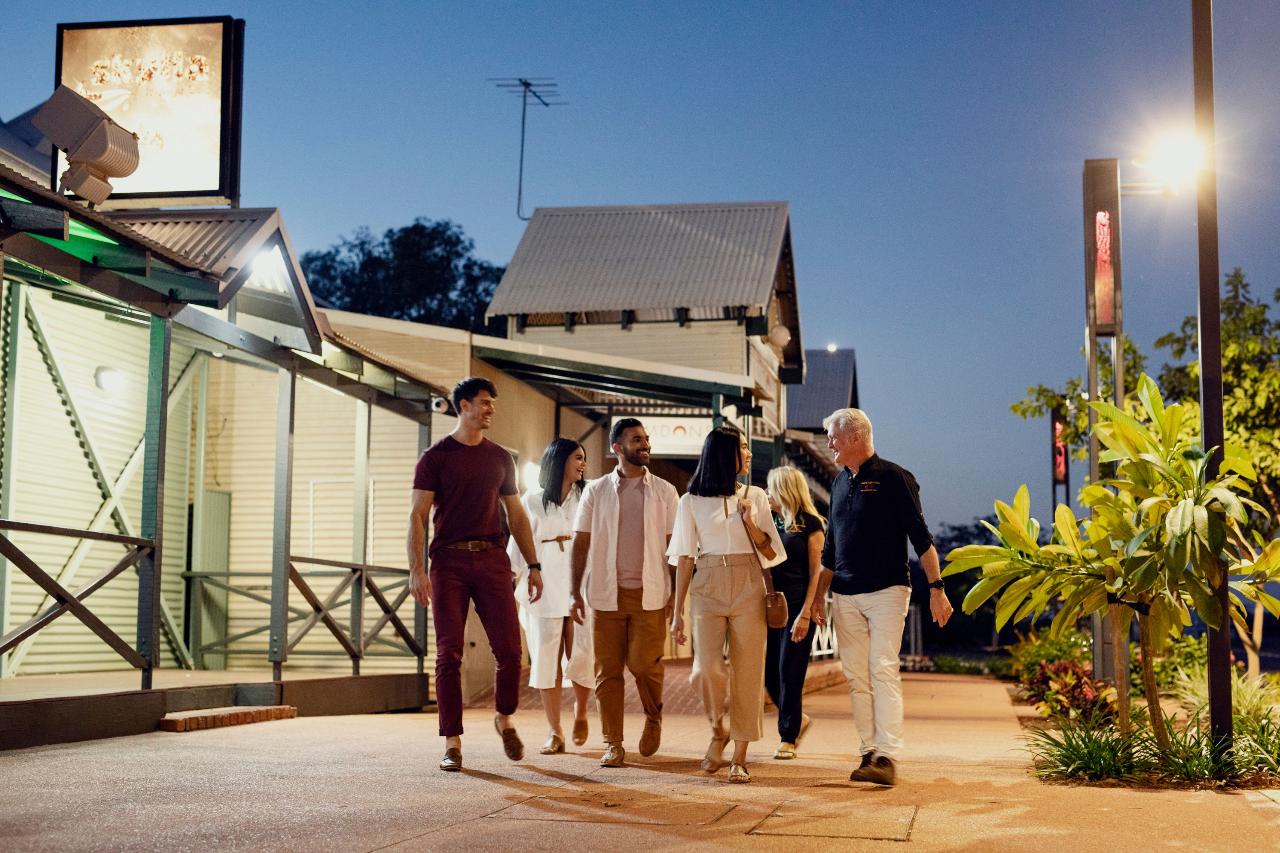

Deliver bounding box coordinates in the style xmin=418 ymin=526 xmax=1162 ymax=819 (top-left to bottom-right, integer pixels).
xmin=5 ymin=1 xmax=1280 ymax=529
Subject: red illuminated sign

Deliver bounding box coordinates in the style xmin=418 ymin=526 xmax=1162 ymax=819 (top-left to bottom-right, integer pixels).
xmin=1083 ymin=160 xmax=1122 ymax=337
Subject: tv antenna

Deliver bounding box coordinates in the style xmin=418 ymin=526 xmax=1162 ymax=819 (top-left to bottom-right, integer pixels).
xmin=490 ymin=77 xmax=566 ymax=220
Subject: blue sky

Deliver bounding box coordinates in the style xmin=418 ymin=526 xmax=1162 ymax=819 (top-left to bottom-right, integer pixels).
xmin=5 ymin=1 xmax=1280 ymax=528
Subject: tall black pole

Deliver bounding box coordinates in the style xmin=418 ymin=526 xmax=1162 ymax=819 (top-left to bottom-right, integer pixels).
xmin=1191 ymin=0 xmax=1231 ymax=749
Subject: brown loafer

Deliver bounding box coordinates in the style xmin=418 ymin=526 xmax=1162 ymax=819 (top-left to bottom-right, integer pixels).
xmin=638 ymin=718 xmax=661 ymax=757
xmin=439 ymin=747 xmax=462 ymax=772
xmin=539 ymin=734 xmax=565 ymax=755
xmin=494 ymin=717 xmax=524 ymax=761
xmin=572 ymin=717 xmax=589 ymax=746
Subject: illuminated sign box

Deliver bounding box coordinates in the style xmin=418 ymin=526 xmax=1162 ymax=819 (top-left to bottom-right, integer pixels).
xmin=1083 ymin=159 xmax=1123 ymax=337
xmin=611 ymin=415 xmax=714 ymax=458
xmin=54 ymin=16 xmax=245 ymax=207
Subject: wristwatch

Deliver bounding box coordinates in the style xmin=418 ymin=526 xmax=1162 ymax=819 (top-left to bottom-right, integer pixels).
xmin=528 ymin=563 xmax=542 ymax=571
xmin=927 ymin=579 xmax=945 ymax=590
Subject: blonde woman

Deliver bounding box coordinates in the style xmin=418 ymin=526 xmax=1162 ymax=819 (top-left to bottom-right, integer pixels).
xmin=509 ymin=438 xmax=594 ymax=754
xmin=764 ymin=466 xmax=826 ymax=759
xmin=668 ymin=426 xmax=785 ymax=783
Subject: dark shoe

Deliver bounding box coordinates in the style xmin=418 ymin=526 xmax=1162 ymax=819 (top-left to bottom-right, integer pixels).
xmin=861 ymin=756 xmax=896 ymax=786
xmin=494 ymin=718 xmax=524 ymax=761
xmin=848 ymin=752 xmax=875 ymax=781
xmin=572 ymin=717 xmax=589 ymax=746
xmin=439 ymin=747 xmax=462 ymax=772
xmin=600 ymin=743 xmax=625 ymax=767
xmin=638 ymin=718 xmax=661 ymax=757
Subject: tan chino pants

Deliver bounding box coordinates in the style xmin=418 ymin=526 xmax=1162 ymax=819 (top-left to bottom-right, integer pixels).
xmin=592 ymin=587 xmax=666 ymax=745
xmin=689 ymin=554 xmax=767 ymax=742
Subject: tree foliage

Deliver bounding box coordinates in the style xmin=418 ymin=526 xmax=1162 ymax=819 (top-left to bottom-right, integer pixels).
xmin=947 ymin=375 xmax=1280 ymax=749
xmin=300 ymin=218 xmax=503 ymax=333
xmin=1011 ymin=268 xmax=1280 ymax=527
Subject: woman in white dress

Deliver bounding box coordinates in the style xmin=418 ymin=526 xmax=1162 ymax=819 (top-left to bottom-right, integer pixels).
xmin=509 ymin=438 xmax=594 ymax=754
xmin=668 ymin=426 xmax=785 ymax=783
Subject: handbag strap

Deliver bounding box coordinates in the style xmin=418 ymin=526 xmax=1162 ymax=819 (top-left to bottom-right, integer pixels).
xmin=735 ymin=488 xmax=779 ymax=596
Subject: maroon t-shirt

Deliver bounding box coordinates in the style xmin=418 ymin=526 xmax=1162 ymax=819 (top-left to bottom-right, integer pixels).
xmin=413 ymin=435 xmax=518 ymax=555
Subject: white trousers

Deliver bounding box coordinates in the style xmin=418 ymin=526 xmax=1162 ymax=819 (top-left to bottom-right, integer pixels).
xmin=520 ymin=609 xmax=595 ymax=690
xmin=830 ymin=585 xmax=910 ymax=759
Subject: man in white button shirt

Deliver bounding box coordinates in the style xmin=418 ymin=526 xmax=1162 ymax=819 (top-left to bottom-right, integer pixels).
xmin=571 ymin=418 xmax=679 ymax=768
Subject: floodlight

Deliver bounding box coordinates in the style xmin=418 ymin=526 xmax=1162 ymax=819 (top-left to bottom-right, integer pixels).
xmin=33 ymin=85 xmax=140 ymax=205
xmin=1134 ymin=131 xmax=1205 ymax=193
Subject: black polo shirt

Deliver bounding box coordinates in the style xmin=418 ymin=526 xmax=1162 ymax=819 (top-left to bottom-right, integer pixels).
xmin=820 ymin=454 xmax=934 ymax=595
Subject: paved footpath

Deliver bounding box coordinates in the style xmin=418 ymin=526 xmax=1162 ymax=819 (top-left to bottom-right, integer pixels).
xmin=3 ymin=673 xmax=1280 ymax=851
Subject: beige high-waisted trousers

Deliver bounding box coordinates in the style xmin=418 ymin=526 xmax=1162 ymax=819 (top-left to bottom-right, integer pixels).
xmin=689 ymin=553 xmax=767 ymax=742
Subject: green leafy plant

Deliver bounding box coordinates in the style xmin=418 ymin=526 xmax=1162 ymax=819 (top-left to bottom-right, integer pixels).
xmin=1155 ymin=715 xmax=1242 ymax=783
xmin=932 ymin=654 xmax=1009 ymax=676
xmin=1026 ymin=714 xmax=1152 ymax=781
xmin=944 ymin=374 xmax=1280 ymax=758
xmin=1129 ymin=633 xmax=1208 ymax=696
xmin=1007 ymin=630 xmax=1091 ymax=686
xmin=1170 ymin=663 xmax=1280 ymax=727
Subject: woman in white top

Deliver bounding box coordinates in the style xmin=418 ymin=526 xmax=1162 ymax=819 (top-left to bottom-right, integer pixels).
xmin=509 ymin=438 xmax=594 ymax=754
xmin=668 ymin=426 xmax=785 ymax=783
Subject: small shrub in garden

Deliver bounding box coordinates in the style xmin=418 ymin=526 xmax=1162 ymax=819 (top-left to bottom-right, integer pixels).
xmin=1156 ymin=716 xmax=1242 ymax=783
xmin=933 ymin=655 xmax=1001 ymax=675
xmin=1238 ymin=714 xmax=1280 ymax=775
xmin=1007 ymin=630 xmax=1091 ymax=687
xmin=1025 ymin=660 xmax=1116 ymax=721
xmin=1129 ymin=633 xmax=1207 ymax=697
xmin=1026 ymin=714 xmax=1151 ymax=781
xmin=1171 ymin=664 xmax=1280 ymax=727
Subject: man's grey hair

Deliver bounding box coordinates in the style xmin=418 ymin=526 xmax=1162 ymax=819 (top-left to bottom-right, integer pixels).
xmin=823 ymin=407 xmax=873 ymax=443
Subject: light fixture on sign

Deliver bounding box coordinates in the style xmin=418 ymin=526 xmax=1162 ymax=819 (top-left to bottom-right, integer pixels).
xmin=825 ymin=342 xmax=838 ymax=353
xmin=33 ymin=86 xmax=140 ymax=205
xmin=1134 ymin=131 xmax=1205 ymax=193
xmin=94 ymin=365 xmax=127 ymax=394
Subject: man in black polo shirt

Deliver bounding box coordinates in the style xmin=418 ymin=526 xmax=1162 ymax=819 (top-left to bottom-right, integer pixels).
xmin=815 ymin=407 xmax=952 ymax=787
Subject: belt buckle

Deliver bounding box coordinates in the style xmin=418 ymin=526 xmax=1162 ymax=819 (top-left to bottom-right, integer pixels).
xmin=468 ymin=541 xmax=484 ymax=551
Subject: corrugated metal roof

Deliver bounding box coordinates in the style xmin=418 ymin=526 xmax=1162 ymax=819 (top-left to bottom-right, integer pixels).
xmin=0 ymin=162 xmax=213 ymax=275
xmin=111 ymin=208 xmax=279 ymax=279
xmin=487 ymin=202 xmax=790 ymax=316
xmin=786 ymin=348 xmax=858 ymax=432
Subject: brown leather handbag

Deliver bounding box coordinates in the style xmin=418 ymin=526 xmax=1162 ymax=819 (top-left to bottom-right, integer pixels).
xmin=738 ymin=494 xmax=789 ymax=630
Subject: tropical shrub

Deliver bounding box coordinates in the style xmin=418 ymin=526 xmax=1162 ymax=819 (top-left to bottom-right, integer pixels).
xmin=1008 ymin=630 xmax=1091 ymax=686
xmin=1024 ymin=660 xmax=1116 ymax=721
xmin=1026 ymin=715 xmax=1151 ymax=781
xmin=944 ymin=374 xmax=1280 ymax=757
xmin=933 ymin=654 xmax=1009 ymax=676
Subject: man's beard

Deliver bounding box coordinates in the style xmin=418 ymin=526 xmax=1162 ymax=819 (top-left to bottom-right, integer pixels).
xmin=621 ymin=448 xmax=649 ymax=467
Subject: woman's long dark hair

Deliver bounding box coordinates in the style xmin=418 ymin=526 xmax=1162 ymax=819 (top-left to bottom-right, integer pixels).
xmin=687 ymin=425 xmax=744 ymax=497
xmin=538 ymin=437 xmax=585 ymax=509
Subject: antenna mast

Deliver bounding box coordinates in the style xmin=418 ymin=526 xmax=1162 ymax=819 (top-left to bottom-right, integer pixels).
xmin=490 ymin=77 xmax=566 ymax=220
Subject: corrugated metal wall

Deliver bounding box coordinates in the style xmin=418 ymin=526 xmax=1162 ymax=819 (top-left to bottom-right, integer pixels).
xmin=205 ymin=361 xmax=425 ymax=674
xmin=2 ymin=287 xmax=193 ymax=675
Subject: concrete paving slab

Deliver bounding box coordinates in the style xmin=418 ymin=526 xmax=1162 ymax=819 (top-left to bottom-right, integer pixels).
xmin=750 ymin=800 xmax=917 ymax=840
xmin=3 ymin=673 xmax=1279 ymax=852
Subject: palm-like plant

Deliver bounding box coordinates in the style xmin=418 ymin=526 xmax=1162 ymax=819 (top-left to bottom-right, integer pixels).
xmin=945 ymin=375 xmax=1280 ymax=753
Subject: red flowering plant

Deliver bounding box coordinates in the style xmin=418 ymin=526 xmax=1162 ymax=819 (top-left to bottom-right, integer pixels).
xmin=1025 ymin=660 xmax=1117 ymax=722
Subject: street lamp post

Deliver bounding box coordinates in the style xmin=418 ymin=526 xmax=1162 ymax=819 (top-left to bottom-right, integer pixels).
xmin=1191 ymin=0 xmax=1231 ymax=750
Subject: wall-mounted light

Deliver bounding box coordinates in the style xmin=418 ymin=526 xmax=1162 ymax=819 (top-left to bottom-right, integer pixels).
xmin=521 ymin=460 xmax=541 ymax=492
xmin=825 ymin=342 xmax=838 ymax=353
xmin=94 ymin=365 xmax=127 ymax=394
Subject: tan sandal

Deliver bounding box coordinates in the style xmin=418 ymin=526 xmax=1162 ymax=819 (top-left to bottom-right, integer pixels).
xmin=540 ymin=734 xmax=565 ymax=755
xmin=572 ymin=717 xmax=589 ymax=746
xmin=773 ymin=742 xmax=797 ymax=760
xmin=701 ymin=732 xmax=730 ymax=774
xmin=728 ymin=762 xmax=751 ymax=783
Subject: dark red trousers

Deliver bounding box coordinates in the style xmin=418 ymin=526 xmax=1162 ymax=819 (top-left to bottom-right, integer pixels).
xmin=429 ymin=547 xmax=523 ymax=737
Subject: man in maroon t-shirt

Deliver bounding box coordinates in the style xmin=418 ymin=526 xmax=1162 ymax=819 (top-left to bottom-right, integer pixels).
xmin=408 ymin=377 xmax=543 ymax=773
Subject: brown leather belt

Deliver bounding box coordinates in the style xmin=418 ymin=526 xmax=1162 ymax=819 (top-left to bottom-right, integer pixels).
xmin=540 ymin=535 xmax=574 ymax=552
xmin=444 ymin=539 xmax=498 ymax=551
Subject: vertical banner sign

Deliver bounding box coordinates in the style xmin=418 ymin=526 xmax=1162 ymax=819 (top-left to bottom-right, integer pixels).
xmin=1051 ymin=406 xmax=1068 ymax=486
xmin=54 ymin=16 xmax=245 ymax=207
xmin=1083 ymin=159 xmax=1123 ymax=337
